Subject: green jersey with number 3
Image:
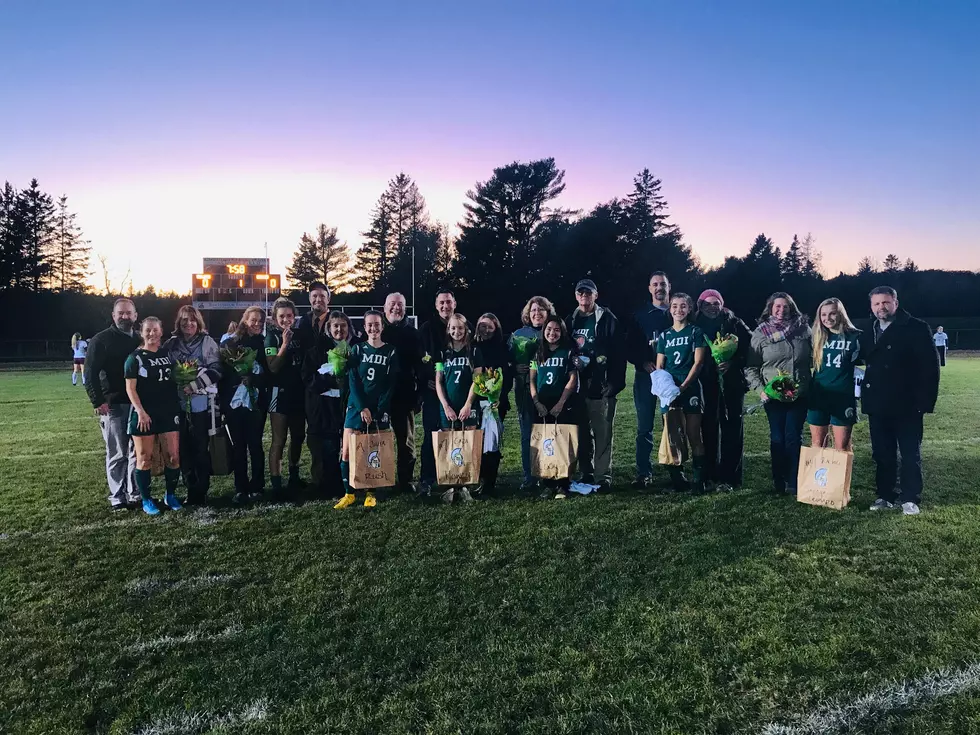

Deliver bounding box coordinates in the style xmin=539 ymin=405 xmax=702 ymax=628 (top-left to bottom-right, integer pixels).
xmin=656 ymin=324 xmax=704 ymax=384
xmin=531 ymin=345 xmax=574 ymax=403
xmin=814 ymin=328 xmax=861 ymax=393
xmin=347 ymin=342 xmax=399 ymax=416
xmin=439 ymin=345 xmax=482 ymax=410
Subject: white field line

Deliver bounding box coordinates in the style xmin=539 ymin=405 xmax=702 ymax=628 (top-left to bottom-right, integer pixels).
xmin=126 ymin=573 xmax=237 ymax=596
xmin=125 ymin=624 xmax=242 ymax=653
xmin=761 ymin=661 xmax=980 ymax=734
xmin=130 ymin=698 xmax=269 ymax=735
xmin=145 ymin=535 xmax=216 ymax=550
xmin=3 ymin=448 xmax=103 ymax=461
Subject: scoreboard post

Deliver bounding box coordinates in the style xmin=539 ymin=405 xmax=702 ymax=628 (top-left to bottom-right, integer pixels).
xmin=191 ymin=258 xmax=282 ymax=329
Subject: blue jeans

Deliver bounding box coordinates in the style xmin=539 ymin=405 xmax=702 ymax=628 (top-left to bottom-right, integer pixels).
xmin=764 ymin=399 xmax=807 ymax=492
xmin=419 ymin=391 xmax=441 ymax=485
xmin=633 ymin=371 xmax=656 ymax=478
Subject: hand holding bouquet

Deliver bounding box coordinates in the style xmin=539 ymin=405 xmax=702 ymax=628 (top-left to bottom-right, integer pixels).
xmin=510 ymin=336 xmax=538 ymax=365
xmin=173 ymin=359 xmax=200 ymax=413
xmin=325 ymin=340 xmax=350 ymax=376
xmin=764 ymin=370 xmax=799 ymax=402
xmin=706 ymin=333 xmax=738 ymax=365
xmin=473 ymin=367 xmax=504 ymax=419
xmin=221 ymin=345 xmax=259 ymax=408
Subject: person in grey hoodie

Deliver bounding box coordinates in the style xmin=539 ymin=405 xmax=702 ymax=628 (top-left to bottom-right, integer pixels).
xmin=745 ymin=292 xmax=812 ymax=495
xmin=165 ymin=305 xmax=222 ymax=505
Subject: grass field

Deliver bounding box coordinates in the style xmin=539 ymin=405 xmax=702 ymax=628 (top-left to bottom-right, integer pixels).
xmin=2 ymin=358 xmax=980 ymax=734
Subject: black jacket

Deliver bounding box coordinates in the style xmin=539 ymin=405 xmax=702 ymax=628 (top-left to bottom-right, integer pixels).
xmin=418 ymin=316 xmax=449 ymax=396
xmin=694 ymin=309 xmax=752 ymax=394
xmin=565 ymin=304 xmax=626 ymax=399
xmin=626 ymin=303 xmax=673 ymax=370
xmin=859 ymin=309 xmax=939 ymax=416
xmin=474 ymin=333 xmax=514 ymax=419
xmin=217 ymin=333 xmax=270 ymax=411
xmin=302 ymin=321 xmax=347 ymax=435
xmin=84 ymin=325 xmax=141 ymax=407
xmin=382 ymin=317 xmax=422 ymax=411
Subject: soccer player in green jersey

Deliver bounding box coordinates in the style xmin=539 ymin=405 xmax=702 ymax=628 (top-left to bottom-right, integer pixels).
xmin=335 ymin=310 xmax=399 ymax=510
xmin=124 ymin=317 xmax=182 ymax=516
xmin=529 ymin=315 xmax=579 ymax=498
xmin=656 ymin=293 xmax=708 ymax=493
xmin=266 ymin=298 xmax=307 ymax=497
xmin=435 ymin=313 xmax=482 ymax=503
xmin=808 ymin=298 xmax=862 ymax=451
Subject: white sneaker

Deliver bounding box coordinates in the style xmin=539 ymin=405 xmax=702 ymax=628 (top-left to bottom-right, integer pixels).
xmin=869 ymin=499 xmax=896 ymax=511
xmin=441 ymin=488 xmax=455 ymax=504
xmin=458 ymin=487 xmax=473 ymax=503
xmin=902 ymin=502 xmax=921 ymax=516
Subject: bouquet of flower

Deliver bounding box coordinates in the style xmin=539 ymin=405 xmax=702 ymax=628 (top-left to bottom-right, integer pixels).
xmin=221 ymin=345 xmax=258 ymax=408
xmin=173 ymin=359 xmax=200 ymax=413
xmin=473 ymin=367 xmax=504 ymax=418
xmin=706 ymin=333 xmax=738 ymax=365
xmin=510 ymin=335 xmax=538 ymax=365
xmin=325 ymin=340 xmax=350 ymax=376
xmin=764 ymin=370 xmax=799 ymax=402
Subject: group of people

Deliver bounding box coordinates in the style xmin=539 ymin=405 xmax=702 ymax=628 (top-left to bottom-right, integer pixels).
xmin=79 ymin=273 xmax=942 ymax=516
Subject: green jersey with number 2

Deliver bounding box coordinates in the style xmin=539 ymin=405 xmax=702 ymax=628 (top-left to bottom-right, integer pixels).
xmin=656 ymin=324 xmax=704 ymax=384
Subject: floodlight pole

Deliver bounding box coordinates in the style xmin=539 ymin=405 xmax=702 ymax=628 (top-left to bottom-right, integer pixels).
xmin=264 ymin=242 xmax=269 ymax=313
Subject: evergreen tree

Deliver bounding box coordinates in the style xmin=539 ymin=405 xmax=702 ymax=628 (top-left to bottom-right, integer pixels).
xmin=903 ymin=258 xmax=919 ymax=273
xmin=17 ymin=179 xmax=56 ymax=291
xmin=857 ymin=256 xmax=877 ymax=275
xmin=354 ymin=191 xmax=395 ymax=294
xmin=781 ymin=234 xmax=803 ymax=278
xmin=800 ymin=232 xmax=822 ymax=279
xmin=883 ymin=253 xmax=901 ymax=272
xmin=0 ymin=181 xmax=26 ymax=291
xmin=51 ymin=195 xmax=91 ymax=292
xmin=287 ymin=224 xmax=352 ymax=292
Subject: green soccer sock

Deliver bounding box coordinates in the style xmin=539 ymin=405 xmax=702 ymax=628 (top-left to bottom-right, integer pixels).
xmin=163 ymin=467 xmax=180 ymax=494
xmin=340 ymin=461 xmax=351 ymax=494
xmin=135 ymin=468 xmax=152 ymax=500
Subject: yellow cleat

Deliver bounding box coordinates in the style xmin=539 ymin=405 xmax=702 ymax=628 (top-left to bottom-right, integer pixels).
xmin=363 ymin=492 xmax=377 ymax=508
xmin=334 ymin=493 xmax=356 ymax=510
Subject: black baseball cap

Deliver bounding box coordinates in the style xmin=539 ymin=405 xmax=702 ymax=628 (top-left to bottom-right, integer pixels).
xmin=575 ymin=279 xmax=598 ymax=294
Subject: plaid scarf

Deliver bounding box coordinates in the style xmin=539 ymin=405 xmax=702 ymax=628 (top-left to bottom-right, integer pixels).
xmin=759 ymin=315 xmax=807 ymax=344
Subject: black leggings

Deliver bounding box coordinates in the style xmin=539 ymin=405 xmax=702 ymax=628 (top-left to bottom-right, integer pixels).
xmin=227 ymin=407 xmax=267 ymax=494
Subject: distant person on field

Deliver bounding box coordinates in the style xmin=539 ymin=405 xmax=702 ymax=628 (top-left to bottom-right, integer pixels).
xmin=626 ymin=272 xmax=673 ymax=489
xmin=807 ymin=298 xmax=861 ymax=452
xmin=71 ymin=332 xmax=88 ymax=386
xmin=860 ymin=286 xmax=939 ymax=516
xmin=221 ymin=321 xmax=237 ymax=344
xmin=567 ymin=278 xmax=626 ymax=492
xmin=165 ymin=305 xmax=222 ymax=506
xmin=933 ymin=326 xmax=948 ymax=367
xmin=745 ymin=292 xmax=812 ymax=496
xmin=84 ymin=298 xmax=141 ymax=511
xmin=693 ymin=288 xmax=751 ymax=491
xmin=509 ymin=296 xmax=555 ymax=491
xmin=124 ymin=316 xmax=183 ymax=516
xmin=265 ymin=298 xmax=308 ymax=498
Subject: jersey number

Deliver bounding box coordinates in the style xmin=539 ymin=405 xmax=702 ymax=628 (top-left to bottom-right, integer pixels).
xmin=157 ymin=368 xmax=171 ymax=382
xmin=545 ymin=372 xmax=554 ymax=385
xmin=674 ymin=352 xmax=682 ymax=366
xmin=366 ymin=367 xmax=375 ymax=382
xmin=453 ymin=371 xmax=461 ymax=384
xmin=825 ymin=353 xmax=842 ymax=369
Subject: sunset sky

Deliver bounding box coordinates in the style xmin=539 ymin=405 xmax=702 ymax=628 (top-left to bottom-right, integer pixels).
xmin=2 ymin=1 xmax=977 ymax=294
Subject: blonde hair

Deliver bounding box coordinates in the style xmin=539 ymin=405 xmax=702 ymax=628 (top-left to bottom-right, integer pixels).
xmin=446 ymin=313 xmax=472 ymax=350
xmin=812 ymin=298 xmax=857 ymax=371
xmin=235 ymin=306 xmax=267 ymax=341
xmin=521 ymin=296 xmax=556 ymax=326
xmin=71 ymin=332 xmax=82 ymax=349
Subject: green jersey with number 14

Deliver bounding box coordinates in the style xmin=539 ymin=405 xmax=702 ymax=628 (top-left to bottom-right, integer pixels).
xmin=656 ymin=324 xmax=704 ymax=384
xmin=347 ymin=342 xmax=399 ymax=416
xmin=814 ymin=328 xmax=861 ymax=393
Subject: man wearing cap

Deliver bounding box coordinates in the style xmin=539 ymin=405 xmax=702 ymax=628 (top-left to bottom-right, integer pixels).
xmin=566 ymin=279 xmax=626 ymax=491
xmin=694 ymin=288 xmax=751 ymax=491
xmin=626 ymin=271 xmax=674 ymax=488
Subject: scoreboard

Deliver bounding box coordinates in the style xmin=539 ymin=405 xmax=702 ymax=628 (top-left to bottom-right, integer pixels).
xmin=191 ymin=257 xmax=282 ymax=311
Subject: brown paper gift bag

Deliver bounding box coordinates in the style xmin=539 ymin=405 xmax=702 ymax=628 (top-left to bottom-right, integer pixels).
xmin=350 ymin=427 xmax=396 ymax=489
xmin=796 ymin=445 xmax=853 ymax=510
xmin=530 ymin=420 xmax=579 ymax=480
xmin=657 ymin=410 xmax=688 ymax=466
xmin=433 ymin=425 xmax=483 ymax=486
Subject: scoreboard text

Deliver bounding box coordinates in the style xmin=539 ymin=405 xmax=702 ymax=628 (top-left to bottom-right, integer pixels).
xmin=191 ymin=257 xmax=282 ymax=310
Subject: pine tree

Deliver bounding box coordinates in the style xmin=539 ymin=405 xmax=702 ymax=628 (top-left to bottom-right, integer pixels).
xmin=17 ymin=179 xmax=56 ymax=291
xmin=354 ymin=190 xmax=396 ymax=293
xmin=51 ymin=195 xmax=91 ymax=292
xmin=781 ymin=234 xmax=803 ymax=278
xmin=800 ymin=232 xmax=822 ymax=278
xmin=903 ymin=258 xmax=919 ymax=273
xmin=0 ymin=181 xmax=26 ymax=291
xmin=883 ymin=253 xmax=901 ymax=272
xmin=857 ymin=257 xmax=877 ymax=275
xmin=287 ymin=224 xmax=352 ymax=292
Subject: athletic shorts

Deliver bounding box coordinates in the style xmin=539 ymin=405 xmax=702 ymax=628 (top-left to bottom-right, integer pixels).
xmin=344 ymin=405 xmax=390 ymax=431
xmin=73 ymin=358 xmax=85 ymax=365
xmin=662 ymin=383 xmax=703 ymax=415
xmin=128 ymin=405 xmax=181 ymax=436
xmin=268 ymin=386 xmax=305 ymax=417
xmin=806 ymin=388 xmax=858 ymax=427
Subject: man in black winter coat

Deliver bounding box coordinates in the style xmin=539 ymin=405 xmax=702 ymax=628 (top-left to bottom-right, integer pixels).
xmin=84 ymin=298 xmax=141 ymax=510
xmin=382 ymin=292 xmax=422 ymax=492
xmin=417 ymin=289 xmax=457 ymax=493
xmin=860 ymin=286 xmax=940 ymax=516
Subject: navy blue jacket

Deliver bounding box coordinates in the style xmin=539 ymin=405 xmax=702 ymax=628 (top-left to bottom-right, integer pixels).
xmin=859 ymin=309 xmax=939 ymax=416
xmin=626 ymin=303 xmax=673 ymax=371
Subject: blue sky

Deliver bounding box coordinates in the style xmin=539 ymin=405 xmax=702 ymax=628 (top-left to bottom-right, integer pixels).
xmin=1 ymin=0 xmax=977 ymax=291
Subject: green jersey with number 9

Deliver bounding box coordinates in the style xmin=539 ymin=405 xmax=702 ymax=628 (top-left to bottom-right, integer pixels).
xmin=656 ymin=324 xmax=705 ymax=385
xmin=531 ymin=345 xmax=574 ymax=403
xmin=347 ymin=342 xmax=399 ymax=417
